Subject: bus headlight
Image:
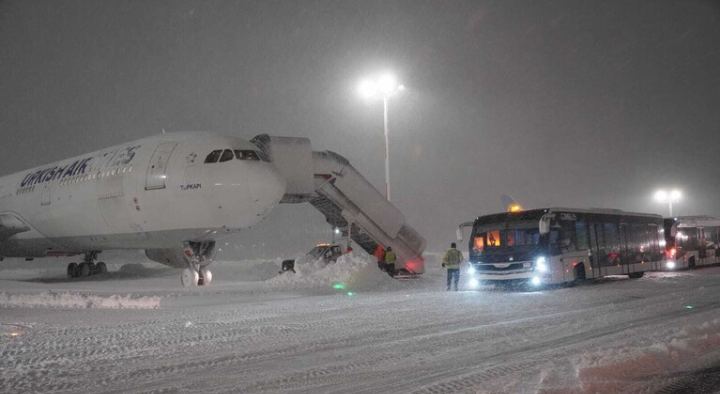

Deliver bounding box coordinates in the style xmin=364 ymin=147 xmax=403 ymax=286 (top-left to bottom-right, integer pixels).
xmin=531 ymin=276 xmax=542 ymax=286
xmin=535 ymin=257 xmax=548 ymax=273
xmin=469 ymin=278 xmax=479 ymax=288
xmin=467 ymin=265 xmax=476 ymax=274
xmin=666 ymin=261 xmax=676 ymax=270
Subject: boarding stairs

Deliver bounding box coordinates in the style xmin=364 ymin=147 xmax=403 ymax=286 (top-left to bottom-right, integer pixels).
xmin=251 ymin=135 xmax=426 ymax=276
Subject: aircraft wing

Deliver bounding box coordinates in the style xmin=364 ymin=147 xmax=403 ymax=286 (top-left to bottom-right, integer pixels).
xmin=0 ymin=213 xmax=31 ymax=242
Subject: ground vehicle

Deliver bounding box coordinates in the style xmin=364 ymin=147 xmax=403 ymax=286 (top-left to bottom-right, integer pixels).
xmin=662 ymin=216 xmax=720 ymax=270
xmin=279 ymin=244 xmax=345 ymax=273
xmin=459 ymin=208 xmax=666 ymax=287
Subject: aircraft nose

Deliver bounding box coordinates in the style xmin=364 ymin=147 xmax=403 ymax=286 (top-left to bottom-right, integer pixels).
xmin=248 ymin=162 xmax=286 ymax=208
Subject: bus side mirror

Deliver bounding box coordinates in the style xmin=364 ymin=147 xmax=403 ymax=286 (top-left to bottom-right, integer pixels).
xmin=539 ymin=215 xmax=552 ymax=235
xmin=456 ymin=228 xmax=464 ymax=242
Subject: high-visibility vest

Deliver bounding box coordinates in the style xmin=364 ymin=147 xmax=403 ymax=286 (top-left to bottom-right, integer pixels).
xmin=385 ymin=250 xmax=396 ymax=264
xmin=442 ymin=248 xmax=463 ymax=269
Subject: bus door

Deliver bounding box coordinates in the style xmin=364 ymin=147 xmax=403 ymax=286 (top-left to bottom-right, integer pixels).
xmin=698 ymin=227 xmax=707 ymax=261
xmin=588 ymin=223 xmax=605 ymax=278
xmin=620 ymin=224 xmax=630 ymax=275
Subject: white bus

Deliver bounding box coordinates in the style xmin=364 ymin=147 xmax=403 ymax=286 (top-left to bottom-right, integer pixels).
xmin=458 ymin=208 xmax=666 ymax=287
xmin=662 ymin=216 xmax=720 ymax=270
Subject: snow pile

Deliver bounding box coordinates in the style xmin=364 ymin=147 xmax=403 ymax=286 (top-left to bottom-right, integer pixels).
xmin=210 ymin=258 xmax=282 ymax=282
xmin=266 ymin=252 xmax=394 ymax=291
xmin=0 ymin=291 xmax=160 ymax=309
xmin=575 ymin=318 xmax=720 ymax=392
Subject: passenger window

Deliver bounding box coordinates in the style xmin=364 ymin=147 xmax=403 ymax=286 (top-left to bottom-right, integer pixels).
xmin=473 ymin=235 xmax=485 ymax=252
xmin=219 ymin=149 xmax=234 ymax=162
xmin=204 ymin=150 xmax=222 ymax=163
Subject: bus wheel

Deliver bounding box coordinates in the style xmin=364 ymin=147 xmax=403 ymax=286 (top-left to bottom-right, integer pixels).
xmin=628 ymin=272 xmax=644 ymax=279
xmin=688 ymin=256 xmax=696 ymax=268
xmin=574 ymin=263 xmax=586 ymax=281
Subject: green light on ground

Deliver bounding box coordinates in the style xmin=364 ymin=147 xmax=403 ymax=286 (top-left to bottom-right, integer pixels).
xmin=332 ymin=283 xmax=346 ymax=290
xmin=685 ymin=305 xmax=693 ymax=309
xmin=347 ymin=292 xmax=355 ymax=297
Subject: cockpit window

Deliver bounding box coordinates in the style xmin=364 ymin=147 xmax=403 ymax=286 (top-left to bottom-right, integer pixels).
xmin=204 ymin=150 xmax=222 ymax=163
xmin=219 ymin=149 xmax=234 ymax=162
xmin=234 ymin=150 xmax=261 ymax=161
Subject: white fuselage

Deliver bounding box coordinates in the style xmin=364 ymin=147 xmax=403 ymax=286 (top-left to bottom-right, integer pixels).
xmin=0 ymin=132 xmax=286 ymax=262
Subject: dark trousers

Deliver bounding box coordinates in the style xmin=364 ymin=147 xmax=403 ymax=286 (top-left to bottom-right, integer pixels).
xmin=446 ymin=268 xmax=460 ymax=290
xmin=386 ymin=263 xmax=395 ymax=277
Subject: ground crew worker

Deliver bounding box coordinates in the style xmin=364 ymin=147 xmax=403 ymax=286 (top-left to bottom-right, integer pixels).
xmin=442 ymin=242 xmax=464 ymax=291
xmin=374 ymin=245 xmax=385 ymax=270
xmin=385 ymin=246 xmax=396 ymax=277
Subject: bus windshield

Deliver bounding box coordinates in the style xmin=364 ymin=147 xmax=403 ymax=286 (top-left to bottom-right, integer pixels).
xmin=472 ymin=221 xmax=544 ymax=254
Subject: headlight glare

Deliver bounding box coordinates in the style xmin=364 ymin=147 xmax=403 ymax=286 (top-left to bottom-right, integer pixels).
xmin=535 ymin=257 xmax=548 ymax=272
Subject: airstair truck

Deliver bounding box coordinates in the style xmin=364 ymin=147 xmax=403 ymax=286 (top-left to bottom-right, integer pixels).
xmin=251 ymin=135 xmax=425 ymax=277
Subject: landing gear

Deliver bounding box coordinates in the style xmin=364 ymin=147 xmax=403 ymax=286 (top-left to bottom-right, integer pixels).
xmin=67 ymin=262 xmax=78 ymax=278
xmin=200 ymin=267 xmax=213 ymax=285
xmin=181 ymin=241 xmax=216 ymax=287
xmin=66 ymin=251 xmax=106 ymax=278
xmin=181 ymin=268 xmax=199 ymax=286
xmin=79 ymin=262 xmax=92 ymax=277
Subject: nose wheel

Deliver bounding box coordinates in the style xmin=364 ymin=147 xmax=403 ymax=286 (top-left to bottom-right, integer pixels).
xmin=181 ymin=268 xmax=200 ymax=287
xmin=181 ymin=241 xmax=215 ymax=287
xmin=180 ymin=266 xmax=213 ymax=287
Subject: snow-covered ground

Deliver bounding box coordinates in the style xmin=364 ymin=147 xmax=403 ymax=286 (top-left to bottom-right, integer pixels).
xmin=2 ymin=254 xmax=720 ymax=394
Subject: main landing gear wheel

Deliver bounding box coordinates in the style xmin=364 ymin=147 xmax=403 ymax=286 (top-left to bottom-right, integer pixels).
xmin=200 ymin=267 xmax=213 ymax=286
xmin=67 ymin=262 xmax=78 ymax=278
xmin=181 ymin=268 xmax=199 ymax=287
xmin=66 ymin=251 xmax=105 ymax=279
xmin=78 ymin=262 xmax=92 ymax=277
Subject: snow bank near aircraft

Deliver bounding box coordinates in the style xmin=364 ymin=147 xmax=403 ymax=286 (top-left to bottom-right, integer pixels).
xmin=266 ymin=252 xmax=394 ymax=291
xmin=0 ymin=290 xmax=160 ymax=309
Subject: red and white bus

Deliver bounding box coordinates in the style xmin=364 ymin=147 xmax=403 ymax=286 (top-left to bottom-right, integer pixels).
xmin=662 ymin=216 xmax=720 ymax=270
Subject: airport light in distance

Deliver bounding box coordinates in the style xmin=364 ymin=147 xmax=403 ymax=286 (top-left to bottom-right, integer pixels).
xmin=357 ymin=72 xmax=405 ymax=201
xmin=655 ymin=189 xmax=681 ymax=217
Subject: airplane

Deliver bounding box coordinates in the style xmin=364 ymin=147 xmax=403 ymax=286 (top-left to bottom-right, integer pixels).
xmin=0 ymin=132 xmax=286 ymax=286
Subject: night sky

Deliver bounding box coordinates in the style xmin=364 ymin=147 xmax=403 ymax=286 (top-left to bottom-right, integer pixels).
xmin=1 ymin=1 xmax=719 ymax=256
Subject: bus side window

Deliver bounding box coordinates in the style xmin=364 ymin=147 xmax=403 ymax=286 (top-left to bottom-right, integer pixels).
xmin=575 ymin=222 xmax=589 ymax=250
xmin=604 ymin=223 xmax=621 ymax=264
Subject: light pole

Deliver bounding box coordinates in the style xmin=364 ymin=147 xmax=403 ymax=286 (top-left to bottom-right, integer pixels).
xmin=655 ymin=189 xmax=681 ymax=217
xmin=358 ymin=73 xmax=404 ymax=201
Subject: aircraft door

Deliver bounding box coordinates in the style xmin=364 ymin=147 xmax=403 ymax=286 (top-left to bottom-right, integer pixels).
xmin=41 ymin=183 xmax=52 ymax=206
xmin=146 ymin=142 xmax=178 ymax=190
